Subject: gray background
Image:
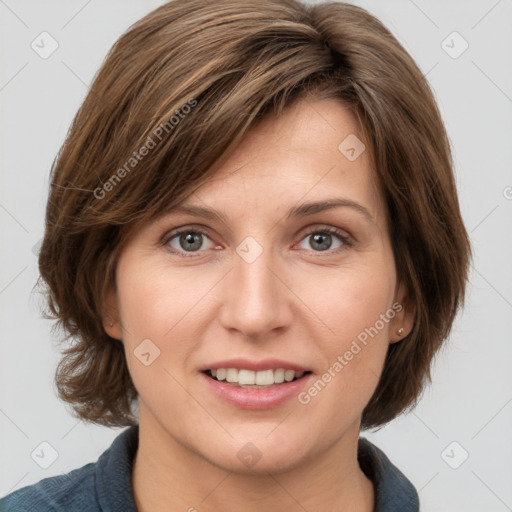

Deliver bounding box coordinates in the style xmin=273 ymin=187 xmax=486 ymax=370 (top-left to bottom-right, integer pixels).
xmin=1 ymin=1 xmax=511 ymax=510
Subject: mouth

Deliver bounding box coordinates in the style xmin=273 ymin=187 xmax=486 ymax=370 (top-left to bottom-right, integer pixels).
xmin=203 ymin=368 xmax=312 ymax=388
xmin=199 ymin=359 xmax=314 ymax=409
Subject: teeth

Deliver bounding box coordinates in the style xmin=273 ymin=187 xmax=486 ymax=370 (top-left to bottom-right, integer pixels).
xmin=274 ymin=368 xmax=285 ymax=383
xmin=226 ymin=368 xmax=238 ymax=383
xmin=209 ymin=368 xmax=306 ymax=385
xmin=255 ymin=369 xmax=273 ymax=385
xmin=238 ymin=369 xmax=255 ymax=385
xmin=284 ymin=369 xmax=295 ymax=382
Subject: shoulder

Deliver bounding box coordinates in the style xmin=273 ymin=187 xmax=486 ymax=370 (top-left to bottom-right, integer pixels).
xmin=0 ymin=462 xmax=97 ymax=511
xmin=0 ymin=425 xmax=139 ymax=512
xmin=358 ymin=437 xmax=420 ymax=512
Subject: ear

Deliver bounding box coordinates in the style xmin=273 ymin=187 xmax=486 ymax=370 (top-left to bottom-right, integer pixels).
xmin=388 ymin=282 xmax=416 ymax=344
xmin=101 ymin=284 xmax=123 ymax=340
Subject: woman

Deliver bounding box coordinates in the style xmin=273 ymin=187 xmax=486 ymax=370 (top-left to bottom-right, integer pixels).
xmin=0 ymin=0 xmax=470 ymax=510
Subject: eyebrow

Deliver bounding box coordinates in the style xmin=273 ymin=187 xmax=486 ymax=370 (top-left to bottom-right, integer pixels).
xmin=172 ymin=198 xmax=375 ymax=225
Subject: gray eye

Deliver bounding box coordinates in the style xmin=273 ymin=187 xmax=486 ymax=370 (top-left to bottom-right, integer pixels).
xmin=167 ymin=230 xmax=215 ymax=253
xmin=297 ymin=230 xmax=345 ymax=252
xmin=179 ymin=232 xmax=203 ymax=251
xmin=308 ymin=233 xmax=333 ymax=251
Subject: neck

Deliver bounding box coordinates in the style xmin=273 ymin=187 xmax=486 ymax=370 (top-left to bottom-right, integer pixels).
xmin=132 ymin=409 xmax=374 ymax=512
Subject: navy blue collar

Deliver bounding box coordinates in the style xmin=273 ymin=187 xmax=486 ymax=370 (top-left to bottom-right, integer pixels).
xmin=358 ymin=436 xmax=419 ymax=511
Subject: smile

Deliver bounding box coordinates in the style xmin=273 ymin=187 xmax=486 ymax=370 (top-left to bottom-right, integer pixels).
xmin=201 ymin=367 xmax=312 ymax=410
xmin=205 ymin=368 xmax=308 ymax=387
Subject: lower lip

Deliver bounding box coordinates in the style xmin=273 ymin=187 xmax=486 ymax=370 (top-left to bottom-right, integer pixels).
xmin=201 ymin=372 xmax=312 ymax=410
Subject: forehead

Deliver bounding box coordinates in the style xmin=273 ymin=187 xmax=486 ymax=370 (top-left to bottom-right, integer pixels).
xmin=180 ymin=98 xmax=384 ymax=222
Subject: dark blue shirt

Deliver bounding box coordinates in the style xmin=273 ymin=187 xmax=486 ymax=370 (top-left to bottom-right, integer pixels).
xmin=0 ymin=425 xmax=419 ymax=511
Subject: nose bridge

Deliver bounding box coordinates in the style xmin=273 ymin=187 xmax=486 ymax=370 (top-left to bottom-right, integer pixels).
xmin=220 ymin=234 xmax=290 ymax=337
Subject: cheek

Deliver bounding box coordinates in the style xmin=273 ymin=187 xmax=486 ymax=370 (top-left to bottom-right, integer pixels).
xmin=115 ymin=259 xmax=204 ymax=414
xmin=295 ymin=254 xmax=396 ymax=407
xmin=116 ymin=254 xmax=208 ymax=339
xmin=115 ymin=255 xmax=226 ymax=394
xmin=297 ymin=256 xmax=396 ymax=348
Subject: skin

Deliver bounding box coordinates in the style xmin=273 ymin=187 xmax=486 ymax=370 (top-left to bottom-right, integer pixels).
xmin=103 ymin=97 xmax=414 ymax=512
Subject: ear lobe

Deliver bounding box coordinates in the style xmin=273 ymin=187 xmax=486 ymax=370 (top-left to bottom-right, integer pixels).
xmin=101 ymin=286 xmax=123 ymax=340
xmin=389 ymin=283 xmax=416 ymax=344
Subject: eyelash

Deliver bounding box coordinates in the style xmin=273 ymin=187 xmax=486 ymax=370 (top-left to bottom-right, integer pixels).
xmin=160 ymin=225 xmax=354 ymax=259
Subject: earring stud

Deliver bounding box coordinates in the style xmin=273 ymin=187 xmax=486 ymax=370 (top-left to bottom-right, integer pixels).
xmin=397 ymin=328 xmax=404 ymax=336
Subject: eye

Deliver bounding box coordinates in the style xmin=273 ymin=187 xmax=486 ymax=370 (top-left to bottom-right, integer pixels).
xmin=163 ymin=228 xmax=216 ymax=257
xmin=161 ymin=225 xmax=353 ymax=258
xmin=297 ymin=227 xmax=353 ymax=253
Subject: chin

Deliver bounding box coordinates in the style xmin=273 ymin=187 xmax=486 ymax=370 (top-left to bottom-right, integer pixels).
xmin=212 ymin=444 xmax=310 ymax=475
xmin=192 ymin=428 xmax=316 ymax=475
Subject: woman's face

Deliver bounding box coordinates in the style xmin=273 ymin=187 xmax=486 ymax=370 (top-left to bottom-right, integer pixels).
xmin=105 ymin=97 xmax=412 ymax=473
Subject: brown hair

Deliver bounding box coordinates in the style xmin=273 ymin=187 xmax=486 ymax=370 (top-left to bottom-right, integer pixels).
xmin=37 ymin=0 xmax=471 ymax=429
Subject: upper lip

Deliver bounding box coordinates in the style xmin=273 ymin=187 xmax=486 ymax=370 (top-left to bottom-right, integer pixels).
xmin=199 ymin=358 xmax=310 ymax=372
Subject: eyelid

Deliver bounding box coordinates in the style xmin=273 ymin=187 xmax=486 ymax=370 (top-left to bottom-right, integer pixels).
xmin=160 ymin=224 xmax=218 ymax=255
xmin=161 ymin=223 xmax=354 ymax=257
xmin=296 ymin=225 xmax=354 ymax=252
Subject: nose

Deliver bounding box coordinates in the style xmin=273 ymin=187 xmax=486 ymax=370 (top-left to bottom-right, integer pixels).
xmin=218 ymin=239 xmax=293 ymax=339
